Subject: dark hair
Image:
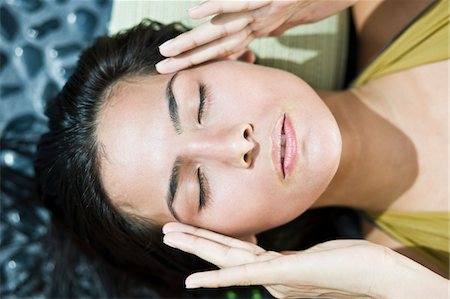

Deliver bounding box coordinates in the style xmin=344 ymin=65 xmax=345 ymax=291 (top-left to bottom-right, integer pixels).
xmin=34 ymin=19 xmax=211 ymax=295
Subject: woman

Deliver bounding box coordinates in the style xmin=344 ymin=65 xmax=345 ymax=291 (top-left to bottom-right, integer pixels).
xmin=35 ymin=0 xmax=449 ymax=297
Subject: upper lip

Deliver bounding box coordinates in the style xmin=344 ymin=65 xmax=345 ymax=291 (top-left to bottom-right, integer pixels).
xmin=271 ymin=113 xmax=285 ymax=180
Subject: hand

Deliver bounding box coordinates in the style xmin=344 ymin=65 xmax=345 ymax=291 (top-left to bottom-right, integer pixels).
xmin=162 ymin=222 xmax=395 ymax=298
xmin=156 ymin=0 xmax=357 ymax=74
xmin=162 ymin=222 xmax=450 ymax=299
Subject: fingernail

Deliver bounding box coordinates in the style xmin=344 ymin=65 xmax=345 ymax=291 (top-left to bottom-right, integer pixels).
xmin=162 ymin=225 xmax=169 ymax=234
xmin=162 ymin=224 xmax=179 ymax=234
xmin=185 ymin=283 xmax=199 ymax=289
xmin=163 ymin=222 xmax=193 ymax=234
xmin=159 ymin=38 xmax=174 ymax=50
xmin=185 ymin=278 xmax=200 ymax=289
xmin=163 ymin=235 xmax=177 ymax=248
xmin=155 ymin=59 xmax=171 ymax=72
xmin=188 ymin=4 xmax=200 ymax=13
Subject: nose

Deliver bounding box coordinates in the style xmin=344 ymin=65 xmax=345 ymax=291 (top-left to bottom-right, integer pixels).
xmin=187 ymin=123 xmax=257 ymax=168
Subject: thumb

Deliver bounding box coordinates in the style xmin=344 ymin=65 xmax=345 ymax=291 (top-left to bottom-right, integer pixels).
xmin=185 ymin=255 xmax=300 ymax=288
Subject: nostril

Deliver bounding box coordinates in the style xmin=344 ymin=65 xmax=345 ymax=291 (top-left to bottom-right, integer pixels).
xmin=244 ymin=153 xmax=248 ymax=162
xmin=243 ymin=125 xmax=253 ymax=139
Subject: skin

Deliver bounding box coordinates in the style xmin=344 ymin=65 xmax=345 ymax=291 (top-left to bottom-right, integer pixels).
xmin=97 ymin=60 xmax=342 ymax=240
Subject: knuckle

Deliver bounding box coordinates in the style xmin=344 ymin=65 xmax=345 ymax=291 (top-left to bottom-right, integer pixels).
xmin=250 ymin=254 xmax=260 ymax=263
xmin=189 ymin=35 xmax=201 ymax=48
xmin=186 ymin=55 xmax=197 ymax=67
xmin=242 ymin=264 xmax=253 ymax=286
xmin=245 ymin=11 xmax=256 ymax=23
xmin=191 ymin=235 xmax=202 ymax=249
xmin=265 ymin=250 xmax=281 ymax=257
xmin=217 ymin=4 xmax=225 ymax=15
xmin=188 ymin=31 xmax=200 ymax=48
xmin=380 ymin=246 xmax=395 ymax=265
xmin=216 ymin=271 xmax=226 ymax=288
xmin=192 ymin=227 xmax=200 ymax=235
xmin=218 ymin=46 xmax=234 ymax=57
xmin=241 ymin=26 xmax=252 ymax=38
xmin=218 ymin=26 xmax=228 ymax=39
xmin=222 ymin=246 xmax=233 ymax=260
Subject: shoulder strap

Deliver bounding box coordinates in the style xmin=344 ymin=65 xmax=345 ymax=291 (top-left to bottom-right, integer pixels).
xmin=364 ymin=210 xmax=449 ymax=275
xmin=353 ymin=0 xmax=449 ymax=87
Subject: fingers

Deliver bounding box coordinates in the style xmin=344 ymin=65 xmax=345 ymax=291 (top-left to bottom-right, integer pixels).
xmin=188 ymin=0 xmax=271 ymax=19
xmin=163 ymin=231 xmax=276 ymax=268
xmin=159 ymin=12 xmax=252 ymax=57
xmin=156 ymin=26 xmax=254 ymax=73
xmin=157 ymin=1 xmax=273 ymax=73
xmin=163 ymin=222 xmax=265 ymax=254
xmin=182 ymin=240 xmax=378 ymax=289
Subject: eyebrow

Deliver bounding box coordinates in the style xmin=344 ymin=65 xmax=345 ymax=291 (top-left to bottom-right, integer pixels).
xmin=167 ymin=157 xmax=182 ymax=222
xmin=166 ymin=73 xmax=182 ymax=221
xmin=166 ymin=73 xmax=182 ymax=134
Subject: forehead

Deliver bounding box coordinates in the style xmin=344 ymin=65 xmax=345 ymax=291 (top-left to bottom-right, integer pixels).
xmin=96 ymin=74 xmax=175 ymax=222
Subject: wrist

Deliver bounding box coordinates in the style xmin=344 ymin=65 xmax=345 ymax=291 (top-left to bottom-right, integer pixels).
xmin=380 ymin=250 xmax=449 ymax=298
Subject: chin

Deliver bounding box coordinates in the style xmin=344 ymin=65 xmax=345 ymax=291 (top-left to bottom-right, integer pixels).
xmin=287 ymin=77 xmax=342 ymax=199
xmin=311 ymin=122 xmax=341 ymax=181
xmin=289 ymin=115 xmax=342 ymax=217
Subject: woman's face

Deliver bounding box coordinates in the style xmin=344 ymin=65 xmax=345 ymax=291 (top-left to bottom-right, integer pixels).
xmin=97 ymin=60 xmax=341 ymax=239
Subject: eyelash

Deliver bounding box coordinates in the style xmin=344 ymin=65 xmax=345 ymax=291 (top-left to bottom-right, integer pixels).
xmin=198 ymin=83 xmax=212 ymax=124
xmin=197 ymin=168 xmax=211 ymax=211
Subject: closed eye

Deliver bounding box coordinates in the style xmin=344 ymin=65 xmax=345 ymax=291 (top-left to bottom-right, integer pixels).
xmin=197 ymin=83 xmax=213 ymax=210
xmin=197 ymin=167 xmax=211 ymax=211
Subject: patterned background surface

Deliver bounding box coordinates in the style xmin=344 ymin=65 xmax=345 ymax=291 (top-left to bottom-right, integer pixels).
xmin=1 ymin=0 xmax=117 ymax=297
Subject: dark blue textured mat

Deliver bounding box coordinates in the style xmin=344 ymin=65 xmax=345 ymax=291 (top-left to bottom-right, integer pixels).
xmin=0 ymin=1 xmax=135 ymax=297
xmin=1 ymin=0 xmax=110 ymax=131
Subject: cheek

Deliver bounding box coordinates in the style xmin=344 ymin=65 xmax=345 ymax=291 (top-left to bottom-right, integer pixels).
xmin=199 ymin=170 xmax=299 ymax=235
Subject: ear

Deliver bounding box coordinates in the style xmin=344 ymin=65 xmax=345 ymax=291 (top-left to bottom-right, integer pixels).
xmin=238 ymin=234 xmax=258 ymax=244
xmin=226 ymin=48 xmax=256 ymax=64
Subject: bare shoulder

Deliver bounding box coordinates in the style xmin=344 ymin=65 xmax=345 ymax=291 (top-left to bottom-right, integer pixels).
xmin=352 ymin=0 xmax=435 ymax=71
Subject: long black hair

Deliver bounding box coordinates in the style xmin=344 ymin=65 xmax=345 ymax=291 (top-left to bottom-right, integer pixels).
xmin=34 ymin=19 xmax=212 ymax=296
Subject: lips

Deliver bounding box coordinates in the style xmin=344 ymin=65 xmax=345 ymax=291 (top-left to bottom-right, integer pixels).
xmin=272 ymin=113 xmax=298 ymax=180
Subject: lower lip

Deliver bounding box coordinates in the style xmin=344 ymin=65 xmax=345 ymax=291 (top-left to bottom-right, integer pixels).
xmin=282 ymin=115 xmax=298 ymax=178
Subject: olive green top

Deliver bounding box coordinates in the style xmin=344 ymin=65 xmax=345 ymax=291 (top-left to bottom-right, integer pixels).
xmin=360 ymin=0 xmax=449 ymax=275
